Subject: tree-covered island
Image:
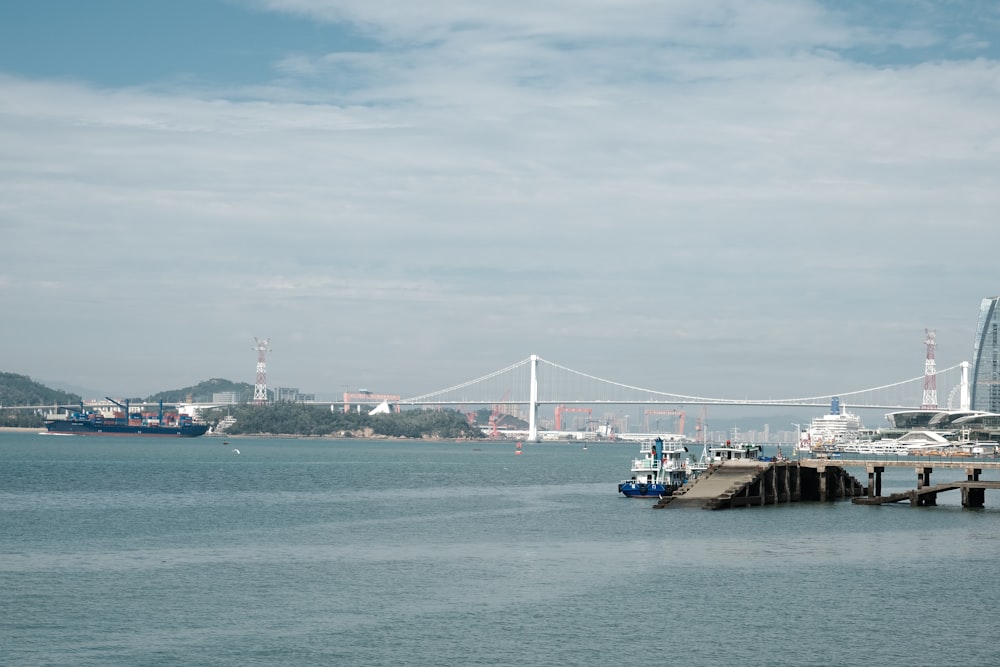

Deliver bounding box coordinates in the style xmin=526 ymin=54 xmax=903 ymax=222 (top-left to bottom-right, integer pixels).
xmin=0 ymin=372 xmax=485 ymax=439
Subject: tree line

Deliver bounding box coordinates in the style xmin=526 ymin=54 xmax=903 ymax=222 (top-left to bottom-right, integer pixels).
xmin=207 ymin=403 xmax=483 ymax=439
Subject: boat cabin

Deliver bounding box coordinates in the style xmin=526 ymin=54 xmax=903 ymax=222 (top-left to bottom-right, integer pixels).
xmin=705 ymin=442 xmax=763 ymax=465
xmin=619 ymin=437 xmax=691 ymax=497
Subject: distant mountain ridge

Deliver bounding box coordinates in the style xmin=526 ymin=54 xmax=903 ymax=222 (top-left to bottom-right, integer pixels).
xmin=0 ymin=372 xmax=253 ymax=406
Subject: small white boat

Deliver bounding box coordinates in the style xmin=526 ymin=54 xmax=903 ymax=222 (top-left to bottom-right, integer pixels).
xmin=703 ymin=441 xmax=764 ymax=465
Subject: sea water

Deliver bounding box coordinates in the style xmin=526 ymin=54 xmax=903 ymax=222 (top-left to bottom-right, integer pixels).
xmin=2 ymin=431 xmax=999 ymax=666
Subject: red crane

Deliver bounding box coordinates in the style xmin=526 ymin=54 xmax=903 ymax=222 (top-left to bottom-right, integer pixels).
xmin=643 ymin=409 xmax=685 ymax=435
xmin=488 ymin=391 xmax=512 ymax=438
xmin=694 ymin=406 xmax=707 ymax=444
xmin=554 ymin=405 xmax=592 ymax=431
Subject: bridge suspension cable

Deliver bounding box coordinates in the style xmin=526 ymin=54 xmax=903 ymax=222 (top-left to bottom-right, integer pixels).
xmin=402 ymin=358 xmax=531 ymax=404
xmin=400 ymin=356 xmax=967 ymax=410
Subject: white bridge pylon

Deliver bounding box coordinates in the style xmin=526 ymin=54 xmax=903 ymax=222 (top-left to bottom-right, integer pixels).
xmin=400 ymin=355 xmax=969 ymax=441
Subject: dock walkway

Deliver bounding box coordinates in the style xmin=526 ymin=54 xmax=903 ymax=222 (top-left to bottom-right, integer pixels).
xmin=654 ymin=460 xmax=863 ymax=510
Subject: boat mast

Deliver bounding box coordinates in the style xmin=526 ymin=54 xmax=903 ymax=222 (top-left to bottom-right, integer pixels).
xmin=105 ymin=397 xmax=129 ymax=416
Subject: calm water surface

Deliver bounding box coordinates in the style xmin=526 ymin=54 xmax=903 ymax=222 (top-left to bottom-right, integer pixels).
xmin=2 ymin=431 xmax=999 ymax=666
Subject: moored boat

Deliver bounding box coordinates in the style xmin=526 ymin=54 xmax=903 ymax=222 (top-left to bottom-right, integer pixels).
xmin=703 ymin=441 xmax=765 ymax=464
xmin=44 ymin=399 xmax=208 ymax=438
xmin=804 ymin=397 xmax=864 ymax=452
xmin=618 ymin=437 xmax=690 ymax=498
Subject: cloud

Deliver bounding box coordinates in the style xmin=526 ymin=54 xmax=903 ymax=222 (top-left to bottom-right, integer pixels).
xmin=1 ymin=1 xmax=998 ymax=397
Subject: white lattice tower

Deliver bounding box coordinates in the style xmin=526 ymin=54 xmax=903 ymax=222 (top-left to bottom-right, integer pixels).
xmin=922 ymin=328 xmax=937 ymax=409
xmin=253 ymin=337 xmax=271 ymax=405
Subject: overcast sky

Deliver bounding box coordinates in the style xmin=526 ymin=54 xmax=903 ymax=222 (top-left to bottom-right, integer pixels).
xmin=1 ymin=0 xmax=998 ymax=402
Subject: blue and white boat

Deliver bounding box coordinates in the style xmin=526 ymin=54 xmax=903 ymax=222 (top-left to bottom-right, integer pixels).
xmin=618 ymin=437 xmax=690 ymax=498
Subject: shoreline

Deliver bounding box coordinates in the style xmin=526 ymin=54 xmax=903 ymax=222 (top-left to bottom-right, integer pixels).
xmin=0 ymin=426 xmax=490 ymax=441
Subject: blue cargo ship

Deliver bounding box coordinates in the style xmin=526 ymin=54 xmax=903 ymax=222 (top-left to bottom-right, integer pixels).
xmin=44 ymin=398 xmax=208 ymax=438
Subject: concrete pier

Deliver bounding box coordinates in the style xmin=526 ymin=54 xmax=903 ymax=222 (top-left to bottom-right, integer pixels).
xmin=654 ymin=460 xmax=863 ymax=510
xmin=653 ymin=457 xmax=1000 ymax=510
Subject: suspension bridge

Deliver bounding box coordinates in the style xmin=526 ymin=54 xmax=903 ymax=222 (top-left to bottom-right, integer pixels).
xmin=3 ymin=355 xmax=969 ymax=442
xmin=399 ymin=355 xmax=970 ymax=441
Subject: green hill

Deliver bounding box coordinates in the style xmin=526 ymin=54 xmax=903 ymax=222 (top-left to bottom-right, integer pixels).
xmin=0 ymin=372 xmax=82 ymax=407
xmin=0 ymin=372 xmax=254 ymax=407
xmin=146 ymin=378 xmax=254 ymax=404
xmin=210 ymin=402 xmax=483 ymax=439
xmin=0 ymin=372 xmax=83 ymax=427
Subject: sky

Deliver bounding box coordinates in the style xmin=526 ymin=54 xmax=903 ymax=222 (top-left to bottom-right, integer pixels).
xmin=1 ymin=0 xmax=999 ymax=403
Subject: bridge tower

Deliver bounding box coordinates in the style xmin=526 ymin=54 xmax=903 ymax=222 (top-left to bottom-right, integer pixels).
xmin=922 ymin=329 xmax=937 ymax=409
xmin=528 ymin=354 xmax=539 ymax=442
xmin=252 ymin=337 xmax=271 ymax=405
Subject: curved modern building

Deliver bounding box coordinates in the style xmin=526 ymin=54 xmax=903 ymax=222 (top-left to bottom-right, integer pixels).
xmin=971 ymin=296 xmax=1000 ymax=412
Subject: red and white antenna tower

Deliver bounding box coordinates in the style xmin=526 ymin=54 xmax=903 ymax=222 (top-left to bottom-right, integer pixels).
xmin=922 ymin=328 xmax=937 ymax=409
xmin=252 ymin=337 xmax=271 ymax=405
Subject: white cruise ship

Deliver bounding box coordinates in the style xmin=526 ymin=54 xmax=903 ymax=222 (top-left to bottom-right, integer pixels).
xmin=806 ymin=397 xmax=862 ymax=450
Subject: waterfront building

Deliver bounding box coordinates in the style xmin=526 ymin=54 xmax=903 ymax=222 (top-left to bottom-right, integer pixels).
xmin=971 ymin=297 xmax=1000 ymax=412
xmin=882 ymin=408 xmax=1000 ymax=445
xmin=211 ymin=391 xmax=240 ymax=404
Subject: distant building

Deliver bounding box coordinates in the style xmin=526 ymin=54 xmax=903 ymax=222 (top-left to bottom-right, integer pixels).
xmin=971 ymin=297 xmax=1000 ymax=412
xmin=212 ymin=391 xmax=240 ymax=405
xmin=273 ymin=387 xmax=300 ymax=402
xmin=270 ymin=388 xmax=314 ymax=403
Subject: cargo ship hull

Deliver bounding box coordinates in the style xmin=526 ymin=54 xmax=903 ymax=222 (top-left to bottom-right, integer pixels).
xmin=44 ymin=398 xmax=208 ymax=438
xmin=45 ymin=420 xmax=208 ymax=437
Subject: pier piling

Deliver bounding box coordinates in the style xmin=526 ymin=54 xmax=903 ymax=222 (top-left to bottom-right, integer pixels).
xmin=846 ymin=460 xmax=1000 ymax=507
xmin=867 ymin=466 xmax=884 ymax=498
xmin=963 ymin=468 xmax=985 ymax=508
